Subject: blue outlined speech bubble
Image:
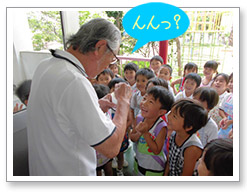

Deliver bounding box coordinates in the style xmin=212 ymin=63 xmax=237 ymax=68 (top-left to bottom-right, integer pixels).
xmin=123 ymin=2 xmax=190 ymax=53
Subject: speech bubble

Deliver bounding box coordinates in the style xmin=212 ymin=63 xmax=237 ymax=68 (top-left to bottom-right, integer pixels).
xmin=123 ymin=2 xmax=190 ymax=53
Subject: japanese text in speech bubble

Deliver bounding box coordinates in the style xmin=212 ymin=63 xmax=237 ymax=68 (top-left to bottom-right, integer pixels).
xmin=123 ymin=2 xmax=190 ymax=53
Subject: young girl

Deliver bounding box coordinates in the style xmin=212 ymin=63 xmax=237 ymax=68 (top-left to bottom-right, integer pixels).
xmin=209 ymin=73 xmax=230 ymax=127
xmin=164 ymin=99 xmax=208 ymax=176
xmin=175 ymin=73 xmax=201 ymax=101
xmin=171 ymin=62 xmax=198 ymax=95
xmin=197 ymin=138 xmax=233 ymax=176
xmin=200 ymin=60 xmax=219 ymax=87
xmin=109 ymin=63 xmax=121 ymax=78
xmin=218 ymin=73 xmax=233 ymax=139
xmin=130 ymin=86 xmax=174 ymax=176
xmin=124 ymin=62 xmax=139 ymax=94
xmin=150 ymin=55 xmax=163 ymax=76
xmin=158 ymin=64 xmax=175 ymax=97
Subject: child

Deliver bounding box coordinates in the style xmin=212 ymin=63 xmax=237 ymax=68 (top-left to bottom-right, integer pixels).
xmin=193 ymin=87 xmax=219 ymax=147
xmin=171 ymin=62 xmax=198 ymax=95
xmin=218 ymin=73 xmax=233 ymax=139
xmin=96 ymin=68 xmax=114 ymax=86
xmin=164 ymin=99 xmax=208 ymax=176
xmin=175 ymin=73 xmax=201 ymax=101
xmin=14 ymin=79 xmax=32 ymax=112
xmin=209 ymin=73 xmax=230 ymax=127
xmin=197 ymin=138 xmax=233 ymax=176
xmin=200 ymin=60 xmax=219 ymax=87
xmin=124 ymin=62 xmax=139 ymax=94
xmin=158 ymin=64 xmax=175 ymax=97
xmin=93 ymin=84 xmax=113 ymax=176
xmin=130 ymin=86 xmax=174 ymax=176
xmin=150 ymin=55 xmax=163 ymax=76
xmin=107 ymin=78 xmax=130 ymax=176
xmin=130 ymin=68 xmax=155 ymax=124
xmin=109 ymin=63 xmax=121 ymax=78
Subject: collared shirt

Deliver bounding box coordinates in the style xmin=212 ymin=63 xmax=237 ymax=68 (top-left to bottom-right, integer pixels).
xmin=27 ymin=49 xmax=115 ymax=176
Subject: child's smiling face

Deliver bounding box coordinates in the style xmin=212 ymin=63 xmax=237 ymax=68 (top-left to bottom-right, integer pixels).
xmin=150 ymin=59 xmax=162 ymax=73
xmin=167 ymin=107 xmax=184 ymax=132
xmin=212 ymin=75 xmax=228 ymax=94
xmin=183 ymin=78 xmax=198 ymax=96
xmin=136 ymin=75 xmax=149 ymax=95
xmin=158 ymin=67 xmax=171 ymax=81
xmin=124 ymin=69 xmax=136 ymax=84
xmin=140 ymin=94 xmax=163 ymax=119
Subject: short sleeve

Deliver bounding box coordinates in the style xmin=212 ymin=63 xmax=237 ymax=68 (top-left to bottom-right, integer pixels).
xmin=58 ymin=76 xmax=116 ymax=146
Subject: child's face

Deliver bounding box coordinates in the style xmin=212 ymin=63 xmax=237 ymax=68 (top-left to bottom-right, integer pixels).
xmin=140 ymin=94 xmax=164 ymax=119
xmin=197 ymin=151 xmax=210 ymax=176
xmin=109 ymin=64 xmax=118 ymax=75
xmin=183 ymin=78 xmax=198 ymax=96
xmin=167 ymin=107 xmax=184 ymax=132
xmin=136 ymin=75 xmax=149 ymax=95
xmin=203 ymin=67 xmax=215 ymax=77
xmin=212 ymin=75 xmax=228 ymax=94
xmin=193 ymin=94 xmax=209 ymax=111
xmin=228 ymin=78 xmax=233 ymax=93
xmin=150 ymin=59 xmax=162 ymax=73
xmin=158 ymin=67 xmax=171 ymax=81
xmin=97 ymin=74 xmax=112 ymax=86
xmin=124 ymin=70 xmax=136 ymax=84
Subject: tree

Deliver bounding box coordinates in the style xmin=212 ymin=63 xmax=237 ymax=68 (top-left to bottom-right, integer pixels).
xmin=27 ymin=11 xmax=63 ymax=51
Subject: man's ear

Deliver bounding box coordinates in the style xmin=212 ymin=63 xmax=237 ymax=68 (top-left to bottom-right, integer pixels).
xmin=169 ymin=76 xmax=172 ymax=81
xmin=94 ymin=40 xmax=107 ymax=56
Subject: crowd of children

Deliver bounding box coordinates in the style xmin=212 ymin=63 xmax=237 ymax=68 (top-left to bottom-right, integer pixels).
xmin=14 ymin=55 xmax=233 ymax=176
xmin=90 ymin=55 xmax=234 ymax=177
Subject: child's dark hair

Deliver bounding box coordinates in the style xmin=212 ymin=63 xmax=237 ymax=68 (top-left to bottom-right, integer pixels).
xmin=15 ymin=79 xmax=32 ymax=105
xmin=108 ymin=78 xmax=126 ymax=90
xmin=184 ymin=73 xmax=202 ymax=88
xmin=124 ymin=62 xmax=139 ymax=72
xmin=96 ymin=68 xmax=114 ymax=81
xmin=93 ymin=84 xmax=110 ymax=99
xmin=146 ymin=77 xmax=168 ymax=90
xmin=204 ymin=138 xmax=233 ymax=176
xmin=172 ymin=99 xmax=208 ymax=135
xmin=212 ymin=73 xmax=230 ymax=85
xmin=204 ymin=60 xmax=219 ymax=73
xmin=135 ymin=68 xmax=155 ymax=80
xmin=193 ymin=87 xmax=219 ymax=110
xmin=150 ymin=55 xmax=164 ymax=64
xmin=184 ymin=62 xmax=198 ymax=75
xmin=146 ymin=86 xmax=174 ymax=111
xmin=161 ymin=64 xmax=173 ymax=76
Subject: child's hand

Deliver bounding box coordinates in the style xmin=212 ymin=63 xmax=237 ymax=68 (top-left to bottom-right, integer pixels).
xmin=13 ymin=103 xmax=23 ymax=113
xmin=136 ymin=121 xmax=149 ymax=134
xmin=219 ymin=118 xmax=227 ymax=129
xmin=219 ymin=118 xmax=232 ymax=130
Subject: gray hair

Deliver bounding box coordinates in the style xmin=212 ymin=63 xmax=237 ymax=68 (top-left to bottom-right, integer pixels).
xmin=65 ymin=18 xmax=121 ymax=54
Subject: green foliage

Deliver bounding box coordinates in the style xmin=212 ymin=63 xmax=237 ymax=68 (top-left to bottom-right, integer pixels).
xmin=27 ymin=11 xmax=63 ymax=51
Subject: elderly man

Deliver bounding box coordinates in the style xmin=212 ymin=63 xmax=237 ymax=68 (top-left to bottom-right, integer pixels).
xmin=27 ymin=18 xmax=132 ymax=176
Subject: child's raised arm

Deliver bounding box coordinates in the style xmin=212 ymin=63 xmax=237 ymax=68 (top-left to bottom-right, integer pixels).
xmin=143 ymin=126 xmax=167 ymax=155
xmin=171 ymin=78 xmax=182 ymax=95
xmin=182 ymin=145 xmax=202 ymax=176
